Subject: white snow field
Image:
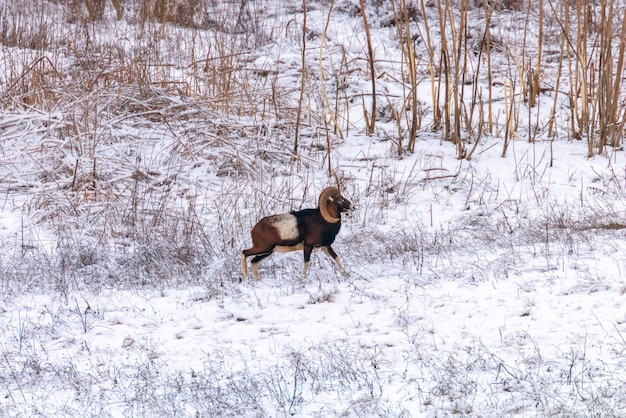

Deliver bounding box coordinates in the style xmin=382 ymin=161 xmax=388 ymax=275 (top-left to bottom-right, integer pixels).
xmin=0 ymin=0 xmax=626 ymax=416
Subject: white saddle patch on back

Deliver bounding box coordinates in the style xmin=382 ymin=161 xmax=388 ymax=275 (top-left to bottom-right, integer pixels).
xmin=270 ymin=213 xmax=300 ymax=241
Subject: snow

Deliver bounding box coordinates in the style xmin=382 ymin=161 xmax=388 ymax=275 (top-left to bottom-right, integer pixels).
xmin=1 ymin=0 xmax=626 ymax=416
xmin=4 ymin=137 xmax=626 ymax=416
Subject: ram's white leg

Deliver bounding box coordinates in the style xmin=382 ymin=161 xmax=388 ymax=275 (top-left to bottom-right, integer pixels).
xmin=299 ymin=261 xmax=310 ymax=281
xmin=241 ymin=254 xmax=248 ymax=279
xmin=322 ymin=247 xmax=349 ymax=277
xmin=251 ymin=262 xmax=261 ymax=280
xmin=334 ymin=257 xmax=349 ymax=277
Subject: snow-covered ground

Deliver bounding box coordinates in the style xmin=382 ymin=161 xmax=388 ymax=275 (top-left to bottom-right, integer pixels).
xmin=1 ymin=0 xmax=626 ymax=416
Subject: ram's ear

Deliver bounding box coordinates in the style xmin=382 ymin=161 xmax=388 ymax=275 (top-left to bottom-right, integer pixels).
xmin=319 ymin=187 xmax=341 ymax=223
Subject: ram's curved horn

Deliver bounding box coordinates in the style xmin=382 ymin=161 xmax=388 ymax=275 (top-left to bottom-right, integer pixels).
xmin=319 ymin=187 xmax=341 ymax=223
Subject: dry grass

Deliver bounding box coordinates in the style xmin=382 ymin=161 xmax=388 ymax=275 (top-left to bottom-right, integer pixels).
xmin=1 ymin=2 xmax=626 ymax=416
xmin=0 ymin=1 xmax=623 ymax=285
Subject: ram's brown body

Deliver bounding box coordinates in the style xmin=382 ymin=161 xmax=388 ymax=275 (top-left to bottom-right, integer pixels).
xmin=241 ymin=188 xmax=352 ymax=280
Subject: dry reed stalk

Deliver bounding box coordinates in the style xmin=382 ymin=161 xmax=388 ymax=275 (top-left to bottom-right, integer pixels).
xmin=452 ymin=0 xmax=468 ymax=158
xmin=466 ymin=0 xmax=498 ymax=160
xmin=502 ymin=79 xmax=516 ymax=157
xmin=319 ymin=0 xmax=344 ymax=141
xmin=401 ymin=0 xmax=420 ymax=153
xmin=596 ymin=0 xmax=626 ymax=153
xmin=465 ymin=0 xmax=497 ymax=153
xmin=610 ymin=8 xmax=626 ymax=149
xmin=294 ymin=0 xmax=307 ymax=156
xmin=419 ymin=0 xmax=440 ymax=131
xmin=389 ymin=0 xmax=406 ymax=157
xmin=528 ymin=0 xmax=543 ymax=109
xmin=336 ymin=47 xmax=350 ymax=136
xmin=560 ymin=0 xmax=578 ymax=140
xmin=595 ymin=0 xmax=613 ymax=154
xmin=551 ymin=0 xmax=624 ymax=155
xmin=575 ymin=0 xmax=591 ymax=156
xmin=359 ymin=0 xmax=376 ymax=136
xmin=435 ymin=0 xmax=452 ymax=144
xmin=547 ymin=33 xmax=565 ymax=139
xmin=513 ymin=1 xmax=528 ymax=108
xmin=484 ymin=0 xmax=497 ymax=134
xmin=437 ymin=0 xmax=468 ymax=158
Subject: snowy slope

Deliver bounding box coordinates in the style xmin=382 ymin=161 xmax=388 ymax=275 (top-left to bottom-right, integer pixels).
xmin=0 ymin=0 xmax=626 ymax=416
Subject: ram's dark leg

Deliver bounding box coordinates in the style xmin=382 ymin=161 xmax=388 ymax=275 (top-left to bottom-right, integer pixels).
xmin=322 ymin=246 xmax=349 ymax=277
xmin=242 ymin=246 xmax=273 ymax=280
xmin=249 ymin=252 xmax=273 ymax=280
xmin=300 ymin=244 xmax=314 ymax=280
